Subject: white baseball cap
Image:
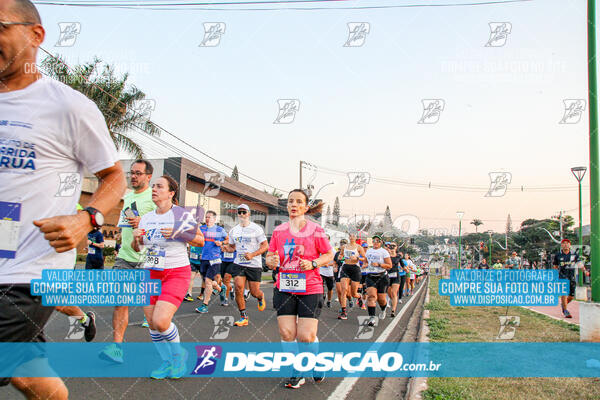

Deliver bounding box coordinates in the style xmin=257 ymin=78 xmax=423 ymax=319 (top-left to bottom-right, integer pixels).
xmin=237 ymin=204 xmax=250 ymax=212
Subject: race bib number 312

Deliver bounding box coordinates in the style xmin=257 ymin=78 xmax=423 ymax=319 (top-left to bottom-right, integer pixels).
xmin=279 ymin=272 xmax=306 ymax=293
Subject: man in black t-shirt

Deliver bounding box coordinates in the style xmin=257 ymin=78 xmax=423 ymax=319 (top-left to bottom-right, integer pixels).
xmin=86 ymin=228 xmax=105 ymax=270
xmin=553 ymin=239 xmax=580 ymax=318
xmin=478 ymin=259 xmax=489 ymax=269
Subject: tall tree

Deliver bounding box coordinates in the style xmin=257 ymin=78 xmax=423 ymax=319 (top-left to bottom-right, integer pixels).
xmin=333 ymin=197 xmax=341 ymax=226
xmin=384 ymin=205 xmax=393 ymax=228
xmin=40 ymin=55 xmax=160 ymax=158
xmin=506 ymin=214 xmax=513 ymax=234
xmin=326 ymin=205 xmax=332 ymax=224
xmin=231 ymin=165 xmax=239 ymax=181
xmin=470 ymin=218 xmax=483 ymax=233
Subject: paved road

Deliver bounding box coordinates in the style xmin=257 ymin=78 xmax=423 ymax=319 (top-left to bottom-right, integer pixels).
xmin=5 ymin=277 xmax=427 ymax=400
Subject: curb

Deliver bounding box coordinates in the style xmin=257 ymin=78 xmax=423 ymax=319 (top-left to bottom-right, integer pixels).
xmin=405 ymin=283 xmax=430 ymax=400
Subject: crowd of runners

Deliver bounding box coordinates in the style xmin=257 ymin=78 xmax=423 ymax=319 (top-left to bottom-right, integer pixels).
xmin=0 ymin=1 xmax=586 ymax=399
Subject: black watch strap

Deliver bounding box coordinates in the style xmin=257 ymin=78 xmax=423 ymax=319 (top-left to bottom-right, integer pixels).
xmin=83 ymin=207 xmax=103 ymax=229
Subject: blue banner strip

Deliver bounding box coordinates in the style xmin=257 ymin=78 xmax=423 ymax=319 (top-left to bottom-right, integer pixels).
xmin=2 ymin=343 xmax=600 ymax=378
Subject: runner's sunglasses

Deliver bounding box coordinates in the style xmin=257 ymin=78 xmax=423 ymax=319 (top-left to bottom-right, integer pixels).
xmin=0 ymin=21 xmax=35 ymax=30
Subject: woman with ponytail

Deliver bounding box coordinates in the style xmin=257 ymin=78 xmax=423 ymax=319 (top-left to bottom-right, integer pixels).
xmin=265 ymin=189 xmax=334 ymax=389
xmin=132 ymin=175 xmax=205 ymax=379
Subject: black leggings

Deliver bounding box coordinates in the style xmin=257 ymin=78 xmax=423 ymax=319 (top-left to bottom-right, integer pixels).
xmin=398 ymin=275 xmax=407 ymax=300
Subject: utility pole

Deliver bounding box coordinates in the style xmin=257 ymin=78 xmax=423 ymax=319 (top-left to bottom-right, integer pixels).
xmin=588 ymin=0 xmax=600 ymax=303
xmin=299 ymin=160 xmax=303 ymax=189
xmin=559 ymin=210 xmax=564 ymax=241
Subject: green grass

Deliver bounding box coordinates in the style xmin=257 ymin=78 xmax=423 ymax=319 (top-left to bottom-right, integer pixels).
xmin=261 ymin=273 xmax=275 ymax=282
xmin=422 ymin=273 xmax=598 ymax=400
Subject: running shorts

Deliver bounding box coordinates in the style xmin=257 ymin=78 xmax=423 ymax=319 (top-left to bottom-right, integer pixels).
xmin=220 ymin=261 xmax=237 ymax=277
xmin=85 ymin=257 xmax=104 ymax=270
xmin=0 ymin=285 xmax=54 ymax=386
xmin=273 ymin=288 xmax=322 ymax=319
xmin=566 ymin=277 xmax=576 ymax=297
xmin=232 ymin=265 xmax=262 ymax=282
xmin=388 ymin=275 xmax=400 ymax=285
xmin=365 ymin=274 xmax=390 ymax=294
xmin=335 ymin=269 xmax=342 ymax=283
xmin=200 ymin=260 xmax=221 ymax=280
xmin=149 ymin=266 xmax=191 ymax=307
xmin=190 ymin=261 xmax=202 ymax=273
xmin=340 ymin=264 xmax=361 ymax=282
xmin=114 ymin=257 xmax=143 ymax=269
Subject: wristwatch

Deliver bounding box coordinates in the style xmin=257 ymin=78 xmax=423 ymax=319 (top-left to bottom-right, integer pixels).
xmin=83 ymin=207 xmax=104 ymax=229
xmin=312 ymin=261 xmax=318 ymax=269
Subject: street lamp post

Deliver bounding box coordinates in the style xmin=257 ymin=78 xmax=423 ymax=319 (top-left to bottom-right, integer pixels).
xmin=457 ymin=211 xmax=464 ymax=268
xmin=571 ymin=166 xmax=587 ymax=286
xmin=488 ymin=231 xmax=493 ymax=263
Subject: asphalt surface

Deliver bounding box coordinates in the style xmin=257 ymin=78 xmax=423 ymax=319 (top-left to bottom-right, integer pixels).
xmin=5 ymin=276 xmax=427 ymax=400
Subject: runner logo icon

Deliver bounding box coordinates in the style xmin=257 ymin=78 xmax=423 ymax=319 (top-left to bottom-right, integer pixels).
xmin=210 ymin=316 xmax=234 ymax=340
xmin=200 ymin=23 xmax=226 ymax=47
xmin=55 ymin=172 xmax=81 ymax=197
xmin=485 ymin=22 xmax=512 ymax=47
xmin=192 ymin=345 xmax=222 ymax=375
xmin=273 ymin=99 xmax=300 ymax=124
xmin=418 ymin=99 xmax=445 ymax=124
xmin=344 ymin=22 xmax=370 ymax=47
xmin=55 ymin=22 xmax=81 ymax=47
xmin=355 ymin=316 xmax=377 ymax=339
xmin=485 ymin=172 xmax=512 ymax=197
xmin=65 ymin=317 xmax=85 ymax=340
xmin=559 ymin=99 xmax=586 ymax=124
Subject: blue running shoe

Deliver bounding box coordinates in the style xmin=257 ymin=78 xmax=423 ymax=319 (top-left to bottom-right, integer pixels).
xmin=151 ymin=360 xmax=172 ymax=380
xmin=219 ymin=284 xmax=227 ymax=302
xmin=170 ymin=349 xmax=189 ymax=379
xmin=195 ymin=304 xmax=208 ymax=313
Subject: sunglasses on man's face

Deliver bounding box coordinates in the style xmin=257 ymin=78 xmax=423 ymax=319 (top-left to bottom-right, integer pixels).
xmin=238 ymin=210 xmax=248 ymax=215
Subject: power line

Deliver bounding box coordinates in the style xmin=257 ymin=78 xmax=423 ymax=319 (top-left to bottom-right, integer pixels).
xmin=38 ymin=46 xmax=288 ymax=195
xmin=310 ymin=162 xmax=588 ymax=193
xmin=33 ymin=0 xmax=532 ymax=11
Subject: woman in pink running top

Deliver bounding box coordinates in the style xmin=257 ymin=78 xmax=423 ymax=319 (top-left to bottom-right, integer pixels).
xmin=266 ymin=189 xmax=333 ymax=389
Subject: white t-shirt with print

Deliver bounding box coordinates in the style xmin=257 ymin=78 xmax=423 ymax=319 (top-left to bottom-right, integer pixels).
xmin=0 ymin=77 xmax=119 ymax=284
xmin=139 ymin=207 xmax=191 ymax=270
xmin=319 ymin=264 xmax=334 ymax=277
xmin=365 ymin=248 xmax=390 ymax=274
xmin=228 ymin=222 xmax=267 ymax=269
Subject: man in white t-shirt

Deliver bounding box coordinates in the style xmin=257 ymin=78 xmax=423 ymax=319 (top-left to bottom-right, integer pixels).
xmin=223 ymin=204 xmax=268 ymax=327
xmin=0 ymin=1 xmax=126 ymax=398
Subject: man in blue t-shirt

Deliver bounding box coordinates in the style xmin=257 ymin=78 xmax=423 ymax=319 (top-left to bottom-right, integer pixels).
xmin=85 ymin=228 xmax=105 ymax=270
xmin=195 ymin=211 xmax=228 ymax=313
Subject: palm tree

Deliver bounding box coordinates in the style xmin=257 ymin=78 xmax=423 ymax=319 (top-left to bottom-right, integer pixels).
xmin=471 ymin=218 xmax=484 ymax=233
xmin=264 ymin=188 xmax=283 ymax=198
xmin=40 ymin=55 xmax=160 ymax=158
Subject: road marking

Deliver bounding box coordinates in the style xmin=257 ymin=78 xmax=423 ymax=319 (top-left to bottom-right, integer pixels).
xmin=326 ymin=278 xmax=428 ymax=400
